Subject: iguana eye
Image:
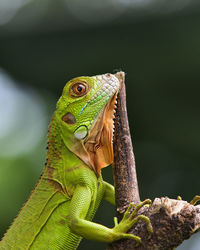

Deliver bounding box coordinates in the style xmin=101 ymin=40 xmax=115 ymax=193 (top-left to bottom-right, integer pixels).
xmin=71 ymin=82 xmax=88 ymax=97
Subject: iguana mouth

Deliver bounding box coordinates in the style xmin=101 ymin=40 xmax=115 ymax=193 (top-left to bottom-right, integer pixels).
xmin=84 ymin=92 xmax=118 ymax=175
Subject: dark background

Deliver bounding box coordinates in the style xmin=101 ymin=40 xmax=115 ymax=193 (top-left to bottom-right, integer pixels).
xmin=0 ymin=0 xmax=199 ymax=249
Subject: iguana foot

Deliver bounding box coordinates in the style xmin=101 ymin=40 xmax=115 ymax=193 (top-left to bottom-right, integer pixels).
xmin=128 ymin=199 xmax=153 ymax=235
xmin=113 ymin=199 xmax=153 ymax=244
xmin=190 ymin=195 xmax=200 ymax=205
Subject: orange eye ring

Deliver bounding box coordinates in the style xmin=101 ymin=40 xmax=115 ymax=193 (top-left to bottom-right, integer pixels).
xmin=70 ymin=82 xmax=88 ymax=97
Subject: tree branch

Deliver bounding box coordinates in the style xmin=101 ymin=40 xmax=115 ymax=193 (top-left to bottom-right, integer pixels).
xmin=113 ymin=72 xmax=140 ymax=217
xmin=108 ymin=72 xmax=200 ymax=249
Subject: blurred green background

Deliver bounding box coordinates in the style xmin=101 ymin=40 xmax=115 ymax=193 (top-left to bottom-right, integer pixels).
xmin=0 ymin=0 xmax=200 ymax=249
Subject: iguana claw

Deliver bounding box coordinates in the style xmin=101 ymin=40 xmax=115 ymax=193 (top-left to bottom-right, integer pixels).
xmin=190 ymin=195 xmax=200 ymax=205
xmin=177 ymin=196 xmax=182 ymax=200
xmin=129 ymin=199 xmax=153 ymax=234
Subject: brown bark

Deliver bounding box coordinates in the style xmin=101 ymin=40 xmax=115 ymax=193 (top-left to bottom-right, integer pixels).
xmin=108 ymin=72 xmax=200 ymax=249
xmin=109 ymin=197 xmax=200 ymax=250
xmin=113 ymin=72 xmax=140 ymax=217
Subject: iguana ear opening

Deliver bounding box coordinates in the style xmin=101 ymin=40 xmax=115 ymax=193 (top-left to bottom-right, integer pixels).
xmin=69 ymin=92 xmax=117 ymax=176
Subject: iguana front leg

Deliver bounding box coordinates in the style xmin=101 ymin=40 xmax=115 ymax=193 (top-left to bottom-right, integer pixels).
xmin=68 ymin=184 xmax=123 ymax=243
xmin=69 ymin=184 xmax=152 ymax=244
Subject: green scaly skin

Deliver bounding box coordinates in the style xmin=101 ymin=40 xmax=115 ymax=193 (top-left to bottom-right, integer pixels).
xmin=0 ymin=73 xmax=151 ymax=249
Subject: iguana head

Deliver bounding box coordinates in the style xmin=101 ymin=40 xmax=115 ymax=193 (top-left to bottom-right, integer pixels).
xmin=56 ymin=73 xmax=120 ymax=175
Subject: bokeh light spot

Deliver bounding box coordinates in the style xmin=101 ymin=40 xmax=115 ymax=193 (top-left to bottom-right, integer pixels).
xmin=0 ymin=69 xmax=47 ymax=157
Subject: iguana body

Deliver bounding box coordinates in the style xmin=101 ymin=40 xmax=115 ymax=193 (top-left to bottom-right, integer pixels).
xmin=0 ymin=73 xmax=147 ymax=249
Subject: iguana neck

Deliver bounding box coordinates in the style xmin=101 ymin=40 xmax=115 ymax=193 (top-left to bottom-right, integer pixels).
xmin=45 ymin=113 xmax=92 ymax=186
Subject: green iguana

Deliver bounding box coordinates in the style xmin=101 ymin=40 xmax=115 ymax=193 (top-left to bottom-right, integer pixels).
xmin=0 ymin=73 xmax=151 ymax=249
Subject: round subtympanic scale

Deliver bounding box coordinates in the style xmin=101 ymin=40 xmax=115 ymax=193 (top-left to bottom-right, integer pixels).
xmin=74 ymin=125 xmax=88 ymax=140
